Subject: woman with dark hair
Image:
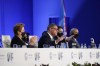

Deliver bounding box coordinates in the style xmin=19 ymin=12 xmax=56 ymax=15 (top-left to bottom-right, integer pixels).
xmin=10 ymin=23 xmax=26 ymax=48
xmin=10 ymin=23 xmax=37 ymax=48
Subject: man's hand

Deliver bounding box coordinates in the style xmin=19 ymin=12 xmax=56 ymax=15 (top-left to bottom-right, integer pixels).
xmin=55 ymin=35 xmax=65 ymax=44
xmin=65 ymin=35 xmax=74 ymax=41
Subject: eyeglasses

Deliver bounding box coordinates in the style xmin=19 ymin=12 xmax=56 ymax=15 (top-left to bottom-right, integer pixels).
xmin=51 ymin=28 xmax=58 ymax=31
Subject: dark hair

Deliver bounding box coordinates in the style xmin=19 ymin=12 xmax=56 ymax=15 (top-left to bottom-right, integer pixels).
xmin=13 ymin=23 xmax=24 ymax=35
xmin=47 ymin=24 xmax=57 ymax=30
xmin=70 ymin=28 xmax=78 ymax=35
xmin=58 ymin=26 xmax=63 ymax=29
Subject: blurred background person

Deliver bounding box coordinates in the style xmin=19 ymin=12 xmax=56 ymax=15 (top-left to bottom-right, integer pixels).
xmin=68 ymin=28 xmax=80 ymax=48
xmin=38 ymin=24 xmax=64 ymax=48
xmin=55 ymin=26 xmax=66 ymax=48
xmin=57 ymin=26 xmax=64 ymax=37
xmin=56 ymin=26 xmax=75 ymax=48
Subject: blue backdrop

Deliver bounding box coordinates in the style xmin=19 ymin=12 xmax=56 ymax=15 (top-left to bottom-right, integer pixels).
xmin=0 ymin=0 xmax=33 ymax=36
xmin=0 ymin=0 xmax=100 ymax=46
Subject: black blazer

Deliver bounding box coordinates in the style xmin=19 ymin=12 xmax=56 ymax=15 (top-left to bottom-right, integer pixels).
xmin=38 ymin=31 xmax=56 ymax=48
xmin=10 ymin=35 xmax=26 ymax=48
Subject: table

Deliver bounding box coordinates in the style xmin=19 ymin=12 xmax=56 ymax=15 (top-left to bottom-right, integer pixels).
xmin=0 ymin=48 xmax=100 ymax=66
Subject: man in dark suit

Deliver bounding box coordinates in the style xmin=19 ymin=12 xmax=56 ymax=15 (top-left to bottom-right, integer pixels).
xmin=38 ymin=24 xmax=65 ymax=48
xmin=68 ymin=28 xmax=80 ymax=48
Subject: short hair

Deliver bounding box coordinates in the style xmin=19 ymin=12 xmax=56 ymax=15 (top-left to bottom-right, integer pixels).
xmin=58 ymin=26 xmax=63 ymax=29
xmin=47 ymin=24 xmax=57 ymax=30
xmin=13 ymin=23 xmax=24 ymax=35
xmin=70 ymin=28 xmax=78 ymax=35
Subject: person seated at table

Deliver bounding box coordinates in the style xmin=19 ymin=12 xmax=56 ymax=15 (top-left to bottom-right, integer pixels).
xmin=68 ymin=28 xmax=80 ymax=48
xmin=55 ymin=26 xmax=75 ymax=48
xmin=38 ymin=24 xmax=65 ymax=48
xmin=10 ymin=23 xmax=36 ymax=48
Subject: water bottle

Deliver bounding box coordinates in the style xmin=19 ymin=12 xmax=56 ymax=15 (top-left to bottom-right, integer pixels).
xmin=60 ymin=42 xmax=66 ymax=48
xmin=13 ymin=44 xmax=22 ymax=48
xmin=22 ymin=45 xmax=27 ymax=48
xmin=43 ymin=44 xmax=49 ymax=48
xmin=49 ymin=46 xmax=55 ymax=48
xmin=66 ymin=42 xmax=69 ymax=48
xmin=84 ymin=43 xmax=87 ymax=48
xmin=87 ymin=44 xmax=91 ymax=48
xmin=81 ymin=43 xmax=84 ymax=48
xmin=98 ymin=44 xmax=100 ymax=49
xmin=94 ymin=43 xmax=97 ymax=48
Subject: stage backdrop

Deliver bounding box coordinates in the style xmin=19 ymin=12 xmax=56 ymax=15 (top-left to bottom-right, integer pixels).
xmin=33 ymin=0 xmax=100 ymax=46
xmin=0 ymin=0 xmax=33 ymax=37
xmin=0 ymin=0 xmax=100 ymax=47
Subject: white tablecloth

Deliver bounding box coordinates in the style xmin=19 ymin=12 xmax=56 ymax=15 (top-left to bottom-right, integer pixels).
xmin=0 ymin=48 xmax=100 ymax=66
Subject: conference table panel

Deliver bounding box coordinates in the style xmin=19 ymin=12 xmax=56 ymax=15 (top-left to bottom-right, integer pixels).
xmin=0 ymin=48 xmax=100 ymax=66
